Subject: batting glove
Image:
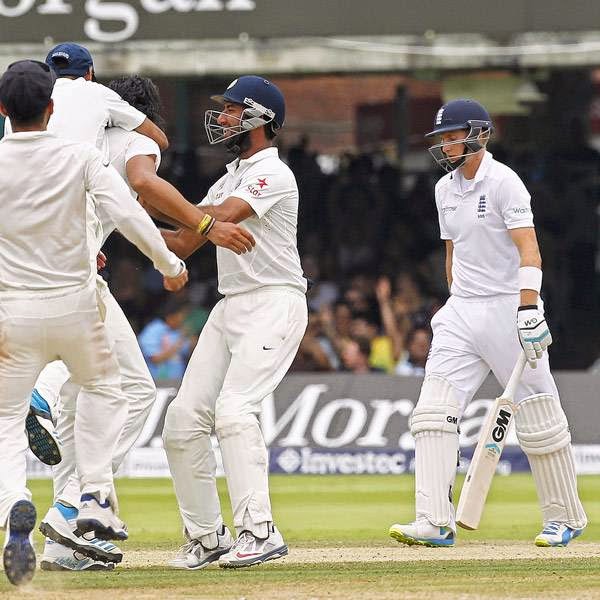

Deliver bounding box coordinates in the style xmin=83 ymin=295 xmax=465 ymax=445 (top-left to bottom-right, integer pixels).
xmin=517 ymin=305 xmax=552 ymax=367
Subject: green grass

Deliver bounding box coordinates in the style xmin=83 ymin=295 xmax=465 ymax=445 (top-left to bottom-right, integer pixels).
xmin=1 ymin=474 xmax=599 ymax=598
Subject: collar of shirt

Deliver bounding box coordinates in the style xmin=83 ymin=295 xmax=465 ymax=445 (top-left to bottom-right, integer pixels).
xmin=53 ymin=77 xmax=84 ymax=89
xmin=1 ymin=130 xmax=56 ymax=143
xmin=226 ymin=146 xmax=278 ymax=174
xmin=450 ymin=150 xmax=494 ymax=196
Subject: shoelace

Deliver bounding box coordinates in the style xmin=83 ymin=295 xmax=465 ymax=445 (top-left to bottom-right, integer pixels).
xmin=542 ymin=522 xmax=561 ymax=534
xmin=230 ymin=531 xmax=255 ymax=552
xmin=177 ymin=540 xmax=199 ymax=556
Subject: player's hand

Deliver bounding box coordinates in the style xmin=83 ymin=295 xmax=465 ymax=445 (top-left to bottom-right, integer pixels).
xmin=163 ymin=268 xmax=188 ymax=292
xmin=206 ymin=221 xmax=255 ymax=254
xmin=517 ymin=305 xmax=552 ymax=367
xmin=96 ymin=251 xmax=107 ymax=271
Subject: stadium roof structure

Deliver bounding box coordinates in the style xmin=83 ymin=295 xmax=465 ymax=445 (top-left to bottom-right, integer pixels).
xmin=1 ymin=1 xmax=600 ymax=75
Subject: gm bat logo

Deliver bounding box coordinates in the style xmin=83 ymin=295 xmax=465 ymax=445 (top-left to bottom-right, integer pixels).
xmin=492 ymin=409 xmax=512 ymax=443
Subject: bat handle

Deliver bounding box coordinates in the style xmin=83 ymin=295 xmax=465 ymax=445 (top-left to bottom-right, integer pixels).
xmin=501 ymin=351 xmax=527 ymax=401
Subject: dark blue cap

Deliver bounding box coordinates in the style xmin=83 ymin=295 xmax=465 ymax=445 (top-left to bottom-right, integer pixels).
xmin=0 ymin=60 xmax=55 ymax=121
xmin=426 ymin=98 xmax=493 ymax=138
xmin=45 ymin=42 xmax=93 ymax=77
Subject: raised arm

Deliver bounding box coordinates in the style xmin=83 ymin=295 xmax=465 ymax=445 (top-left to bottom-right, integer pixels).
xmin=134 ymin=117 xmax=169 ymax=151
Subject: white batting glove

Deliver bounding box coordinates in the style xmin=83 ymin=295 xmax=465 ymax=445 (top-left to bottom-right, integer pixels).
xmin=517 ymin=305 xmax=552 ymax=367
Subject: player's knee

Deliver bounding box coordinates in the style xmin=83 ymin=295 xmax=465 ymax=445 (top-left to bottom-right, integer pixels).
xmin=515 ymin=393 xmax=570 ymax=455
xmin=214 ymin=412 xmax=258 ymax=440
xmin=163 ymin=401 xmax=212 ymax=450
xmin=410 ymin=375 xmax=461 ymax=436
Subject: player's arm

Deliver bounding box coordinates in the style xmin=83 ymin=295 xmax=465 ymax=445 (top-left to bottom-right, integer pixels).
xmin=126 ymin=156 xmax=255 ymax=254
xmin=445 ymin=240 xmax=453 ymax=291
xmin=509 ymin=226 xmax=550 ymax=365
xmin=134 ymin=118 xmax=169 ymax=151
xmin=509 ymin=227 xmax=542 ymax=306
xmin=84 ymin=147 xmax=187 ymax=290
xmin=162 ymin=196 xmax=256 ymax=259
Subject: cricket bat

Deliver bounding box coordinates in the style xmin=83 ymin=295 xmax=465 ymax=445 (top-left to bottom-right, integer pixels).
xmin=456 ymin=351 xmax=527 ymax=530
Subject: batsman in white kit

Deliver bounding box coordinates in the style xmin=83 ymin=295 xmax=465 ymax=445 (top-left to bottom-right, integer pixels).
xmin=161 ymin=76 xmax=308 ymax=569
xmin=389 ymin=99 xmax=587 ymax=548
xmin=0 ymin=60 xmax=188 ymax=586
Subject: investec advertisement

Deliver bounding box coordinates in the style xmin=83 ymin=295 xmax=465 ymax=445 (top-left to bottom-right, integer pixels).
xmin=27 ymin=372 xmax=600 ymax=478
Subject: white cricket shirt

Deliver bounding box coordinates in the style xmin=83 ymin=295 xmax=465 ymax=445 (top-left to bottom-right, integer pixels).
xmin=0 ymin=131 xmax=181 ymax=294
xmin=201 ymin=147 xmax=307 ymax=296
xmin=50 ymin=78 xmax=145 ymax=161
xmin=98 ymin=128 xmax=161 ymax=246
xmin=435 ymin=151 xmax=534 ymax=297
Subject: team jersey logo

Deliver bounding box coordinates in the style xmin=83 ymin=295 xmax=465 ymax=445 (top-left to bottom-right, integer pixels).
xmin=247 ymin=177 xmax=268 ymax=197
xmin=477 ymin=194 xmax=487 ymax=219
xmin=435 ymin=107 xmax=444 ymax=125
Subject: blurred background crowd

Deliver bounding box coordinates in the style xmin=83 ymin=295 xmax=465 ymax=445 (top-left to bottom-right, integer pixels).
xmin=103 ymin=124 xmax=599 ymax=378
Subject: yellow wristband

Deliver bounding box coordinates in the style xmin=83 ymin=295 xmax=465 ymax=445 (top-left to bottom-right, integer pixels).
xmin=197 ymin=214 xmax=213 ymax=235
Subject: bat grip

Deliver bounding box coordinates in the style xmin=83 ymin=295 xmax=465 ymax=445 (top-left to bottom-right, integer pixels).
xmin=501 ymin=351 xmax=527 ymax=401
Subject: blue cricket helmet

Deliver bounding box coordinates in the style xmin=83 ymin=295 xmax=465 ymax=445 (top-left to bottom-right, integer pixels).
xmin=426 ymin=98 xmax=492 ymax=138
xmin=426 ymin=99 xmax=493 ymax=172
xmin=212 ymin=75 xmax=285 ymax=129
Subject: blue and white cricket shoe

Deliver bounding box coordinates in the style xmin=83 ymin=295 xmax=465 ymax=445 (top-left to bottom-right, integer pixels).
xmin=40 ymin=538 xmax=115 ymax=571
xmin=389 ymin=519 xmax=455 ymax=548
xmin=26 ymin=389 xmax=61 ymax=466
xmin=3 ymin=500 xmax=37 ymax=586
xmin=77 ymin=495 xmax=128 ymax=542
xmin=39 ymin=502 xmax=123 ymax=563
xmin=535 ymin=522 xmax=584 ymax=547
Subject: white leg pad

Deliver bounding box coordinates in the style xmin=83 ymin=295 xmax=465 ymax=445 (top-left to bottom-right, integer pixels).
xmin=515 ymin=394 xmax=587 ymax=529
xmin=411 ymin=375 xmax=460 ymax=528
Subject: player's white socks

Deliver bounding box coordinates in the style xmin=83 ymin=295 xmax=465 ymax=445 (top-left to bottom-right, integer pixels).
xmin=515 ymin=393 xmax=587 ymax=529
xmin=414 ymin=430 xmax=458 ymax=528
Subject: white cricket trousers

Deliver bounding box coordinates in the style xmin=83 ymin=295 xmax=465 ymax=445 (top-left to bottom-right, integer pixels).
xmin=0 ymin=284 xmax=127 ymax=527
xmin=163 ymin=286 xmax=308 ymax=540
xmin=426 ymin=294 xmax=558 ymax=410
xmin=33 ymin=281 xmax=156 ymax=508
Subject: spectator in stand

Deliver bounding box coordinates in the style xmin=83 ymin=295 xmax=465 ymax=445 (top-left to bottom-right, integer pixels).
xmin=349 ymin=312 xmax=395 ymax=373
xmin=341 ymin=337 xmax=385 ymax=374
xmin=138 ymin=297 xmax=191 ymax=380
xmin=291 ymin=311 xmax=338 ymax=371
xmin=395 ymin=326 xmax=432 ymax=376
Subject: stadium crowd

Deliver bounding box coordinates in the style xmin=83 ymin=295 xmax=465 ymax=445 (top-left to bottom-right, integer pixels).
xmin=101 ymin=132 xmax=599 ymax=377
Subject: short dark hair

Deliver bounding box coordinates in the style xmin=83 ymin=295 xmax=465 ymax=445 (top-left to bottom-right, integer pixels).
xmin=108 ymin=75 xmax=164 ymax=130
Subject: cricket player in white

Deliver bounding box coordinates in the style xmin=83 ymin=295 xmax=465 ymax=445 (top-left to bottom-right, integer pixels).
xmin=389 ymin=99 xmax=587 ymax=548
xmin=161 ymin=76 xmax=308 ymax=569
xmin=0 ymin=60 xmax=187 ymax=586
xmin=32 ymin=76 xmax=254 ymax=572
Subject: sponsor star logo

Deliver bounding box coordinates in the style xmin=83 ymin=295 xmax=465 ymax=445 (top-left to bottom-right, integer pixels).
xmin=257 ymin=177 xmax=268 ymax=189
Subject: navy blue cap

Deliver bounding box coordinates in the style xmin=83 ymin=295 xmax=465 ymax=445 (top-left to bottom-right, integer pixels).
xmin=0 ymin=60 xmax=55 ymax=121
xmin=45 ymin=42 xmax=93 ymax=77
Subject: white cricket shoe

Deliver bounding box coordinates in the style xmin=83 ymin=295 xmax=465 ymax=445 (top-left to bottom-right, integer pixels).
xmin=3 ymin=500 xmax=37 ymax=586
xmin=219 ymin=524 xmax=288 ymax=569
xmin=169 ymin=525 xmax=234 ymax=570
xmin=40 ymin=538 xmax=115 ymax=571
xmin=535 ymin=522 xmax=584 ymax=547
xmin=389 ymin=519 xmax=455 ymax=548
xmin=40 ymin=503 xmax=123 ymax=563
xmin=76 ymin=494 xmax=128 ymax=542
